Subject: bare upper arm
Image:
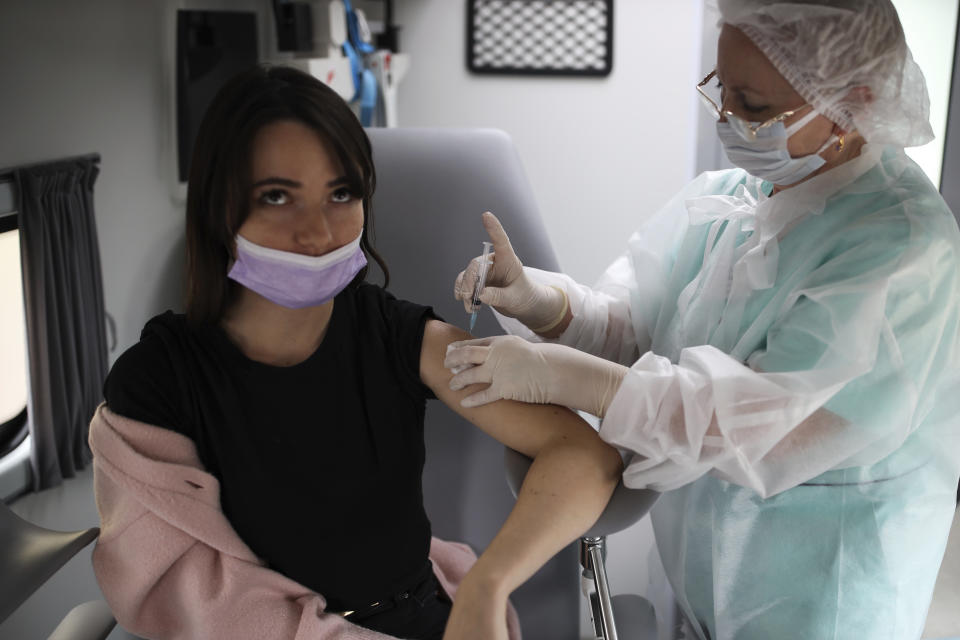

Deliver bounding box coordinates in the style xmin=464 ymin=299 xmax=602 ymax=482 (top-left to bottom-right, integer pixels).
xmin=419 ymin=319 xmax=611 ymax=458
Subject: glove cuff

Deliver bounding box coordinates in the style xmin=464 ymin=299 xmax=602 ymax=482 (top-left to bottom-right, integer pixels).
xmin=530 ymin=286 xmax=569 ymax=334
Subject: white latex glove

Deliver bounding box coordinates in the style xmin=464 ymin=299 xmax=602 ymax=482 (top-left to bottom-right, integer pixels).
xmin=454 ymin=212 xmax=567 ymax=333
xmin=444 ymin=335 xmax=628 ymax=417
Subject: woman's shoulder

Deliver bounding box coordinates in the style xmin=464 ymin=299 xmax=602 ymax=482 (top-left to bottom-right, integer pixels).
xmin=109 ymin=310 xmax=182 ymax=365
xmin=107 ymin=311 xmax=193 ymax=381
xmin=103 ymin=311 xmax=196 ymax=437
xmin=345 ymin=283 xmax=440 ymax=398
xmin=347 ymin=282 xmax=438 ymax=327
xmin=349 ymin=281 xmax=422 ymax=306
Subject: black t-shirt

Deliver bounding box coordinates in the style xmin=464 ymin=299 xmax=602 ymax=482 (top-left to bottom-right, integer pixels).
xmin=103 ymin=283 xmax=439 ymax=611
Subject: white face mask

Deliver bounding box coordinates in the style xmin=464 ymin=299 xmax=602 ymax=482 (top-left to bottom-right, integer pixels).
xmin=716 ymin=109 xmax=837 ymax=186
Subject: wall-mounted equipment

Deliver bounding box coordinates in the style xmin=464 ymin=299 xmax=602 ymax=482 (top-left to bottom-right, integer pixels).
xmin=176 ymin=10 xmax=258 ymax=182
xmin=285 ymin=0 xmax=409 ymax=127
xmin=272 ymin=0 xmax=313 ymax=52
xmin=467 ymin=0 xmax=613 ymax=77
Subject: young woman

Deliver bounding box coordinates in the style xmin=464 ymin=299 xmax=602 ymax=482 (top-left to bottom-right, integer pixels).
xmin=88 ymin=65 xmax=622 ymax=640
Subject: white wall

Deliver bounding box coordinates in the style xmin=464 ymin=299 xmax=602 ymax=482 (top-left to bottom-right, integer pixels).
xmin=395 ymin=0 xmax=704 ymax=287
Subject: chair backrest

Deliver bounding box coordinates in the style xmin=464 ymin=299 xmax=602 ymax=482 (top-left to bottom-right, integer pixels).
xmin=366 ymin=127 xmax=577 ymax=639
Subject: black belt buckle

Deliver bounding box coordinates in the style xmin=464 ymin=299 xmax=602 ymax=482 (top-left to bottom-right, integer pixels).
xmin=340 ymin=571 xmax=439 ymax=622
xmin=341 ymin=599 xmax=387 ymax=622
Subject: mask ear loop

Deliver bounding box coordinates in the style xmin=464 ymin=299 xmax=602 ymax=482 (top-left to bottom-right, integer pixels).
xmin=787 ymin=109 xmax=840 ymax=158
xmin=815 ymin=132 xmax=839 ymax=155
xmin=783 ymin=108 xmax=821 ymax=137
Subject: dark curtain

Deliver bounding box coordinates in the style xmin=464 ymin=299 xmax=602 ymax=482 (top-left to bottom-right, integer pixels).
xmin=16 ymin=157 xmax=108 ymax=490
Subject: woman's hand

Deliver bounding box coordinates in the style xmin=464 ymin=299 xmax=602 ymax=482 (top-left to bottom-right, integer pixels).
xmin=444 ymin=335 xmax=628 ymax=417
xmin=454 ymin=212 xmax=567 ymax=333
xmin=442 ymin=572 xmax=510 ymax=640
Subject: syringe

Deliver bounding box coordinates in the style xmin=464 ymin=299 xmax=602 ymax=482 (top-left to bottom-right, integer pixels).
xmin=469 ymin=241 xmax=494 ymax=333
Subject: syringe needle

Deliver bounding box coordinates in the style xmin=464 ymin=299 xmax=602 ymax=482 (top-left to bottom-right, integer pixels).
xmin=468 ymin=241 xmax=494 ymax=333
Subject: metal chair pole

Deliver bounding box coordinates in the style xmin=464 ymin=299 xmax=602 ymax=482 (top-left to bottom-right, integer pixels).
xmin=581 ymin=536 xmax=618 ymax=640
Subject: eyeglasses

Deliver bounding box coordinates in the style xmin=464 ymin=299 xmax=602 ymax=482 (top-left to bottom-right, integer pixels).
xmin=696 ymin=69 xmax=811 ymax=141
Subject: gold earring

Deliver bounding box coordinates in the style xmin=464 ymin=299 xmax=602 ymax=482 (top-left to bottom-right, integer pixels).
xmin=836 ymin=133 xmax=845 ymax=152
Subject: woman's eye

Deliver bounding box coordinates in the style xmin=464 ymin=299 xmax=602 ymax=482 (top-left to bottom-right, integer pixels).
xmin=331 ymin=187 xmax=354 ymax=203
xmin=258 ymin=189 xmax=289 ymax=206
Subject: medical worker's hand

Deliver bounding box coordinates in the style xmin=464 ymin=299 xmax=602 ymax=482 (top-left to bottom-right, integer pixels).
xmin=444 ymin=335 xmax=628 ymax=417
xmin=454 ymin=212 xmax=568 ymax=334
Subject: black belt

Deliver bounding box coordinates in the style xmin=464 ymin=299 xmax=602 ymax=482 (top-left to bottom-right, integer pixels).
xmin=333 ymin=568 xmax=442 ymax=622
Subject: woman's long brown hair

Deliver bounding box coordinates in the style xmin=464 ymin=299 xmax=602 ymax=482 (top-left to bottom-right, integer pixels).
xmin=184 ymin=65 xmax=389 ymax=326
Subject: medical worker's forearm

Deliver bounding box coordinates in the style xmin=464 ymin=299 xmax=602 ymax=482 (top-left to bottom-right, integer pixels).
xmin=603 ymin=348 xmax=861 ymax=499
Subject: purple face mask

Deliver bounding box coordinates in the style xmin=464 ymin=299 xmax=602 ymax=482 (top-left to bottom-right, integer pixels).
xmin=227 ymin=232 xmax=367 ymax=309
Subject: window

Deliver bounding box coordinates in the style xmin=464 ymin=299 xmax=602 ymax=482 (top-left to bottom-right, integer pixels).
xmin=0 ymin=226 xmax=29 ymax=457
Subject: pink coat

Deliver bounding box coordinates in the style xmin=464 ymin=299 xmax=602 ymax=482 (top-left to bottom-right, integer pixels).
xmin=88 ymin=404 xmax=522 ymax=639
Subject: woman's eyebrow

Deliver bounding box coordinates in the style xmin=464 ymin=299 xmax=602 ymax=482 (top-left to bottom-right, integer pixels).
xmin=251 ymin=177 xmax=301 ymax=189
xmin=251 ymin=176 xmax=350 ymax=189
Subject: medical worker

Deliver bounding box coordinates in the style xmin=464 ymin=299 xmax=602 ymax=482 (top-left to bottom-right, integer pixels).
xmin=444 ymin=1 xmax=960 ymax=638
